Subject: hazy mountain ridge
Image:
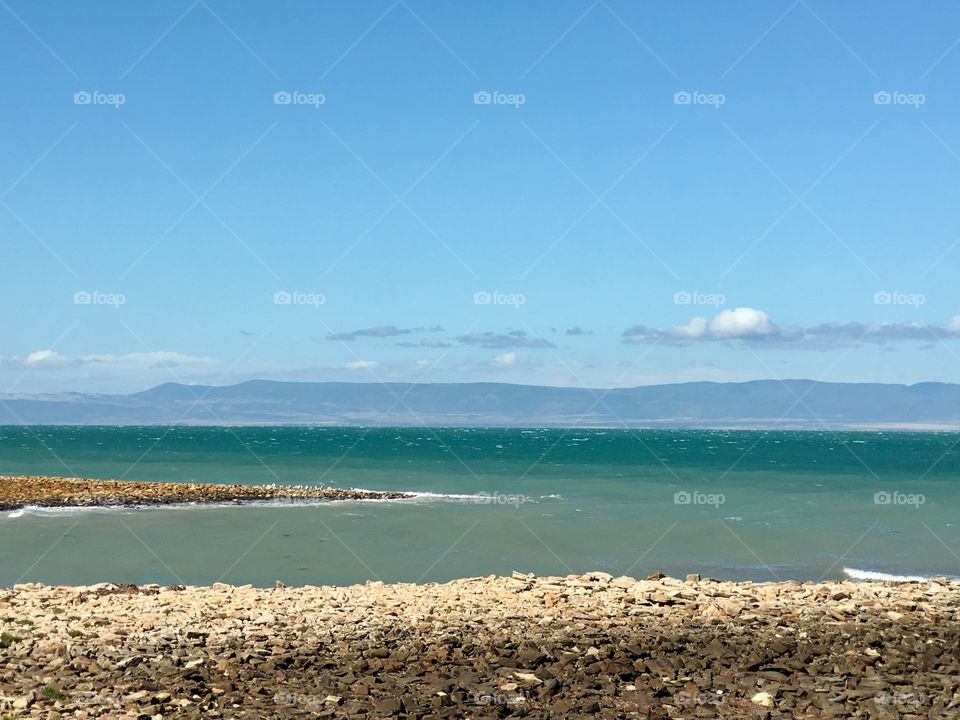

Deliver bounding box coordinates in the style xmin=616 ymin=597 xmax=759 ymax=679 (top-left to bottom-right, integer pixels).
xmin=1 ymin=380 xmax=959 ymax=427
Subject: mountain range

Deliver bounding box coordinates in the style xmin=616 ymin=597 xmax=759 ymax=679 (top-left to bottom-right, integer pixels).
xmin=1 ymin=379 xmax=958 ymax=428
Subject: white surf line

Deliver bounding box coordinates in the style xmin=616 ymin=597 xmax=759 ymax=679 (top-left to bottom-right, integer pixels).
xmin=2 ymin=489 xmax=565 ymax=520
xmin=843 ymin=566 xmax=940 ymax=583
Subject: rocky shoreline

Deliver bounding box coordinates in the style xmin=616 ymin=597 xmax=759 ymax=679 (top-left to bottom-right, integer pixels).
xmin=1 ymin=573 xmax=958 ymax=719
xmin=0 ymin=475 xmax=412 ymax=510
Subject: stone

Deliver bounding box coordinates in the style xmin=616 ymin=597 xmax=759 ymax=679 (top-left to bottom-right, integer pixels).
xmin=513 ymin=671 xmax=542 ymax=686
xmin=374 ymin=697 xmax=404 ymax=714
xmin=752 ymin=691 xmax=776 ymax=708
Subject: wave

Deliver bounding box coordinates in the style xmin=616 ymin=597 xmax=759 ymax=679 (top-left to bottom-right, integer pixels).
xmin=6 ymin=504 xmax=127 ymax=519
xmin=407 ymin=491 xmax=487 ymax=502
xmin=2 ymin=489 xmax=564 ymax=519
xmin=843 ymin=567 xmax=934 ymax=582
xmin=408 ymin=491 xmax=565 ymax=504
xmin=2 ymin=496 xmax=397 ymax=520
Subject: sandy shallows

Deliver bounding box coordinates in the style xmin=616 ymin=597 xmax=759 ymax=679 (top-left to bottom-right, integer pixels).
xmin=1 ymin=572 xmax=959 ymax=718
xmin=0 ymin=475 xmax=412 ymax=510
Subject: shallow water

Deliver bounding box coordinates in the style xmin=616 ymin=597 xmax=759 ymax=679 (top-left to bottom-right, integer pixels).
xmin=1 ymin=426 xmax=957 ymax=586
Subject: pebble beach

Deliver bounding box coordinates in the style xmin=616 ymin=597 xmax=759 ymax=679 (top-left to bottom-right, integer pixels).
xmin=1 ymin=572 xmax=958 ymax=719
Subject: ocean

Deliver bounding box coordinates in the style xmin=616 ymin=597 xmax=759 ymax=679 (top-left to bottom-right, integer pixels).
xmin=1 ymin=426 xmax=957 ymax=587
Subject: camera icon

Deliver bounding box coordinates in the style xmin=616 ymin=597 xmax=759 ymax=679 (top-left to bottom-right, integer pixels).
xmin=473 ymin=90 xmax=492 ymax=105
xmin=73 ymin=91 xmax=92 ymax=105
xmin=873 ymin=91 xmax=892 ymax=105
xmin=673 ymin=91 xmax=692 ymax=105
xmin=473 ymin=290 xmax=492 ymax=305
xmin=273 ymin=290 xmax=292 ymax=305
xmin=873 ymin=290 xmax=891 ymax=305
xmin=874 ymin=491 xmax=892 ymax=505
xmin=73 ymin=290 xmax=92 ymax=305
xmin=673 ymin=490 xmax=691 ymax=505
xmin=673 ymin=290 xmax=691 ymax=305
xmin=273 ymin=91 xmax=292 ymax=105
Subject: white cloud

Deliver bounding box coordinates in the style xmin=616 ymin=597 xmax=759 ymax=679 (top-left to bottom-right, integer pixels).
xmin=494 ymin=351 xmax=517 ymax=366
xmin=345 ymin=360 xmax=380 ymax=369
xmin=82 ymin=351 xmax=219 ymax=369
xmin=14 ymin=350 xmax=216 ymax=370
xmin=669 ymin=316 xmax=708 ymax=340
xmin=0 ymin=350 xmax=223 ymax=394
xmin=25 ymin=350 xmax=73 ymax=367
xmin=624 ymin=308 xmax=960 ymax=349
xmin=706 ymin=307 xmax=773 ymax=337
xmin=666 ymin=308 xmax=775 ymax=341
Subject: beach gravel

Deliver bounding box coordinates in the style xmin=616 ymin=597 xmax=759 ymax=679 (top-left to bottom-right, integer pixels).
xmin=1 ymin=572 xmax=959 ymax=718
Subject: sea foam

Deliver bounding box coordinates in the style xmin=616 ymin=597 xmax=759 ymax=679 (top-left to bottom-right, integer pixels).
xmin=843 ymin=567 xmax=932 ymax=582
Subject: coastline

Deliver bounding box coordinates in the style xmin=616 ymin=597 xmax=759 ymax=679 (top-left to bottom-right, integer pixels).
xmin=0 ymin=475 xmax=412 ymax=511
xmin=1 ymin=573 xmax=957 ymax=718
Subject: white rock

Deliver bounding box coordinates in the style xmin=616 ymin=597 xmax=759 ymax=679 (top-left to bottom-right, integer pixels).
xmin=751 ymin=691 xmax=775 ymax=708
xmin=513 ymin=671 xmax=541 ymax=686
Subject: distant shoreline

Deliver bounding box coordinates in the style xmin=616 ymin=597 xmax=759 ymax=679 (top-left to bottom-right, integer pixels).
xmin=6 ymin=378 xmax=960 ymax=427
xmin=0 ymin=475 xmax=412 ymax=511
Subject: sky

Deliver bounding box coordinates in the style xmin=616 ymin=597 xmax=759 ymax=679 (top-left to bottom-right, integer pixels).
xmin=2 ymin=0 xmax=960 ymax=393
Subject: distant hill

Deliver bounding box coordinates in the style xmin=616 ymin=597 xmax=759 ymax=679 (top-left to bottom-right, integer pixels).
xmin=1 ymin=379 xmax=960 ymax=428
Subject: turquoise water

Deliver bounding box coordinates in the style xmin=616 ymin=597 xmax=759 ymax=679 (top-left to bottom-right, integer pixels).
xmin=1 ymin=426 xmax=958 ymax=586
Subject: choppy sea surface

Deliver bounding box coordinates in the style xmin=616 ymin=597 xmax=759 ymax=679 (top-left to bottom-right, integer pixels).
xmin=1 ymin=426 xmax=958 ymax=587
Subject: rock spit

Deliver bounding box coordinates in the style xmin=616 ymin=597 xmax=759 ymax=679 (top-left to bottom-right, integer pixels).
xmin=0 ymin=475 xmax=411 ymax=511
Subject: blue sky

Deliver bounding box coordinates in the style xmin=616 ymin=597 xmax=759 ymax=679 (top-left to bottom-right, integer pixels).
xmin=2 ymin=0 xmax=960 ymax=393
